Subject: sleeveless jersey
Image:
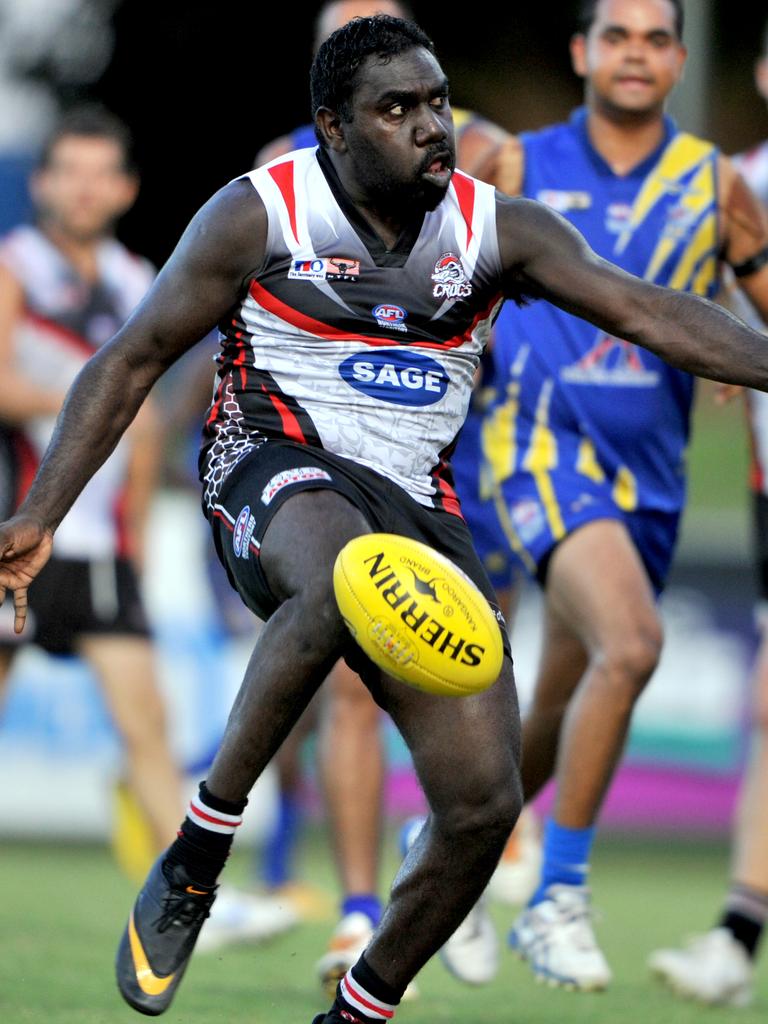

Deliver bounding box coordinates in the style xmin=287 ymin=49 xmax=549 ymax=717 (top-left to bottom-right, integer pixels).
xmin=485 ymin=108 xmax=720 ymax=517
xmin=200 ymin=147 xmax=503 ymax=513
xmin=0 ymin=225 xmax=154 ymax=557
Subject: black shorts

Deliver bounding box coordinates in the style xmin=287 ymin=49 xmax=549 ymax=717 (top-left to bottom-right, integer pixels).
xmin=208 ymin=441 xmax=510 ymax=654
xmin=0 ymin=555 xmax=151 ymax=656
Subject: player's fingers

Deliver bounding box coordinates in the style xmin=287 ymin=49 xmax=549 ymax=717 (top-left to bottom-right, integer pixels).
xmin=13 ymin=589 xmax=28 ymax=634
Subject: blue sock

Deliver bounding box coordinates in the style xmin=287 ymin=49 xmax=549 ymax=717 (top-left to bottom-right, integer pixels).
xmin=529 ymin=818 xmax=596 ymax=906
xmin=260 ymin=792 xmax=301 ymax=888
xmin=342 ymin=893 xmax=382 ymax=927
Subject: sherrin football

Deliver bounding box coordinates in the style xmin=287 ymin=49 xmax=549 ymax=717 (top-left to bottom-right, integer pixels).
xmin=333 ymin=533 xmax=504 ymax=696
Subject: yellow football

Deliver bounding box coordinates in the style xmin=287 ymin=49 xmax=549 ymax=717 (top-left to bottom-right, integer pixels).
xmin=333 ymin=532 xmax=504 ymax=697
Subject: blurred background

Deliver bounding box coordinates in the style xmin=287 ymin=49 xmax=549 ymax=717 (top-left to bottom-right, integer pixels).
xmin=0 ymin=2 xmax=766 ymax=1020
xmin=0 ymin=0 xmax=761 ymax=845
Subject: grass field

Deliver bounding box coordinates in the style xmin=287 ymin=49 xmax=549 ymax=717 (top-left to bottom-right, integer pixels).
xmin=1 ymin=829 xmax=765 ymax=1024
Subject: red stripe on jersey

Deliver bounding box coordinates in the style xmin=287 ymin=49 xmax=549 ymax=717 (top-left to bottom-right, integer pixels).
xmin=206 ymin=376 xmax=227 ymax=428
xmin=260 ymin=383 xmax=307 ymax=444
xmin=249 ymin=280 xmax=500 ymax=352
xmin=13 ymin=433 xmax=39 ymax=507
xmin=452 ymin=172 xmax=475 ymax=250
xmin=433 ymin=461 xmax=463 ymax=518
xmin=249 ymin=279 xmax=374 ymax=343
xmin=24 ymin=310 xmax=96 ymax=358
xmin=746 ymin=399 xmax=765 ymax=493
xmin=233 ymin=335 xmax=249 ymax=389
xmin=268 ymin=160 xmax=300 ymax=246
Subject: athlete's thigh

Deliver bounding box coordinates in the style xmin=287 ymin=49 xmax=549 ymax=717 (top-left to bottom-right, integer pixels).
xmin=260 ymin=488 xmax=372 ymax=603
xmin=378 ymin=655 xmax=521 ymax=815
xmin=545 ymin=517 xmax=660 ymax=653
xmin=210 ymin=443 xmax=375 ymax=620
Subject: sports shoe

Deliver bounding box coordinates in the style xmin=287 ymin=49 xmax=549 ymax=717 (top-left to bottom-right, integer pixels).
xmin=400 ymin=814 xmax=498 ymax=985
xmin=508 ymin=884 xmax=612 ymax=991
xmin=648 ymin=927 xmax=753 ymax=1007
xmin=487 ymin=807 xmax=542 ymax=906
xmin=316 ymin=911 xmax=374 ymax=996
xmin=195 ymin=884 xmax=298 ymax=953
xmin=315 ymin=912 xmax=419 ymax=1001
xmin=440 ymin=893 xmax=499 ymax=985
xmin=116 ymin=855 xmax=216 ymax=1015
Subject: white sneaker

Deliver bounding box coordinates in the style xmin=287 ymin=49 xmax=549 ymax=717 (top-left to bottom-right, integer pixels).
xmin=509 ymin=884 xmax=612 ymax=991
xmin=196 ymin=884 xmax=298 ymax=953
xmin=400 ymin=814 xmax=498 ymax=985
xmin=487 ymin=807 xmax=542 ymax=906
xmin=648 ymin=928 xmax=753 ymax=1007
xmin=440 ymin=893 xmax=499 ymax=985
xmin=316 ymin=912 xmax=419 ymax=1000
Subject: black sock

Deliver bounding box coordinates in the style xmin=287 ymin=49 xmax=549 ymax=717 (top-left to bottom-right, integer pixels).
xmin=718 ymin=883 xmax=768 ymax=959
xmin=165 ymin=781 xmax=247 ymax=887
xmin=332 ymin=953 xmax=402 ymax=1022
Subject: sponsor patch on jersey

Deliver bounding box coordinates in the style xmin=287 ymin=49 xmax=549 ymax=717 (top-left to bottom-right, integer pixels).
xmin=536 ymin=189 xmax=591 ymax=213
xmin=431 ymin=252 xmax=472 ymax=299
xmin=372 ymin=303 xmax=408 ymax=332
xmin=260 ymin=466 xmax=332 ymax=506
xmin=288 ymin=257 xmax=360 ymax=282
xmin=605 ymin=202 xmax=632 ymax=234
xmin=339 ymin=350 xmax=449 ymax=407
xmin=233 ymin=505 xmax=251 ymax=557
xmin=510 ymin=498 xmax=545 ymax=545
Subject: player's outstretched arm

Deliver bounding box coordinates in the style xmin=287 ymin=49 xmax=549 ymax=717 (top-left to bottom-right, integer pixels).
xmin=0 ymin=179 xmax=267 ymax=627
xmin=496 ymin=194 xmax=768 ymax=391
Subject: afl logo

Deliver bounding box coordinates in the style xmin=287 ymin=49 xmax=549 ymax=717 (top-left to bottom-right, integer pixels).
xmin=233 ymin=505 xmax=250 ymax=557
xmin=339 ymin=349 xmax=449 ymax=407
xmin=373 ymin=303 xmax=408 ymax=332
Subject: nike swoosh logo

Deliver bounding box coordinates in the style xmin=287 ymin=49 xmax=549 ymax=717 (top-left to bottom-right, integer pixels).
xmin=185 ymin=885 xmax=208 ymax=895
xmin=128 ymin=911 xmax=175 ymax=995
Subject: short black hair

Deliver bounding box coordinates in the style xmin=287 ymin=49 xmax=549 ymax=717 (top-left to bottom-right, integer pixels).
xmin=38 ymin=104 xmax=136 ymax=173
xmin=310 ymin=14 xmax=435 ymax=146
xmin=577 ymin=0 xmax=684 ymax=41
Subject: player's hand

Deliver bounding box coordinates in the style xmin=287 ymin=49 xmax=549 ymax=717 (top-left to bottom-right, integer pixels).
xmin=714 ymin=383 xmax=744 ymax=404
xmin=0 ymin=514 xmax=53 ymax=633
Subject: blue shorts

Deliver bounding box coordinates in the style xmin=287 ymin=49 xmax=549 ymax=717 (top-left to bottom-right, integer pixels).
xmin=452 ymin=411 xmax=517 ymax=594
xmin=493 ymin=468 xmax=681 ymax=595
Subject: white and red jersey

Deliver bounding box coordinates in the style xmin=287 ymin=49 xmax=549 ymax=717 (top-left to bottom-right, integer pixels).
xmin=0 ymin=225 xmax=154 ymax=557
xmin=730 ymin=143 xmax=768 ymax=496
xmin=200 ymin=147 xmax=503 ymax=515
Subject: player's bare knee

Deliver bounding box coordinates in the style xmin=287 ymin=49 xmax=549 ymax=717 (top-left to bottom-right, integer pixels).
xmin=596 ymin=615 xmax=663 ymax=695
xmin=284 ymin=578 xmax=350 ymax=661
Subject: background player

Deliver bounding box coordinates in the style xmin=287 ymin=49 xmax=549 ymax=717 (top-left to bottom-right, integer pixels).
xmin=5 ymin=14 xmax=768 ymax=1024
xmin=648 ymin=20 xmax=768 ymax=1006
xmin=478 ymin=0 xmax=768 ymax=992
xmin=0 ymin=105 xmax=295 ymax=953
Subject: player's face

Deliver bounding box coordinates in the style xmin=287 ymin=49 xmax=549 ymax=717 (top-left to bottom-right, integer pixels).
xmin=571 ymin=0 xmax=686 ymax=116
xmin=32 ymin=136 xmax=138 ymax=242
xmin=341 ymin=47 xmax=455 ymax=213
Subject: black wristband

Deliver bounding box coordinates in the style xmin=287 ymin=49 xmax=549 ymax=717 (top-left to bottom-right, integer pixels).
xmin=732 ymin=245 xmax=768 ymax=278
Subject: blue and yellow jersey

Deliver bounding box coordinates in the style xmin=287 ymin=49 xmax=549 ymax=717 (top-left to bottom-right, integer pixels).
xmin=485 ymin=108 xmax=720 ymax=520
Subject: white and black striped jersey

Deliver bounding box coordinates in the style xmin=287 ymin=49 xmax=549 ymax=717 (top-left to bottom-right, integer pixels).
xmin=200 ymin=147 xmax=504 ymax=515
xmin=0 ymin=225 xmax=154 ymax=556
